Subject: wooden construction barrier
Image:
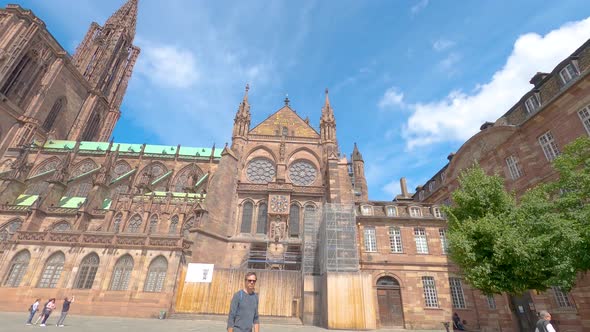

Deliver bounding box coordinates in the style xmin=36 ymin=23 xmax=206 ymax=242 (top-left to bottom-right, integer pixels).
xmin=175 ymin=268 xmax=302 ymax=317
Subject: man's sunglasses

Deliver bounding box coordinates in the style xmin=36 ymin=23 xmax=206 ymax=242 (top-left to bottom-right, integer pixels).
xmin=246 ymin=279 xmax=257 ymax=283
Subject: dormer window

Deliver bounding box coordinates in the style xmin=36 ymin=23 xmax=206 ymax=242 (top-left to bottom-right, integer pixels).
xmin=409 ymin=206 xmax=422 ymax=217
xmin=524 ymin=95 xmax=540 ymax=114
xmin=428 ymin=181 xmax=436 ymax=192
xmin=559 ymin=63 xmax=579 ymax=85
xmin=433 ymin=207 xmax=443 ymax=218
xmin=386 ymin=206 xmax=397 ymax=217
xmin=418 ymin=191 xmax=424 ymax=201
xmin=361 ymin=205 xmax=373 ymax=216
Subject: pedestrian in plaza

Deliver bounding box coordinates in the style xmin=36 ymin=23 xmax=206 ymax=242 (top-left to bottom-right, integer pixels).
xmin=453 ymin=312 xmax=466 ymax=330
xmin=227 ymin=271 xmax=260 ymax=332
xmin=34 ymin=299 xmax=50 ymax=325
xmin=535 ymin=310 xmax=556 ymax=332
xmin=25 ymin=298 xmax=40 ymax=325
xmin=55 ymin=296 xmax=74 ymax=327
xmin=39 ymin=298 xmax=56 ymax=327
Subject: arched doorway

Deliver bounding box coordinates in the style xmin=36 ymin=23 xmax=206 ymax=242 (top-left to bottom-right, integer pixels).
xmin=376 ymin=276 xmax=404 ymax=327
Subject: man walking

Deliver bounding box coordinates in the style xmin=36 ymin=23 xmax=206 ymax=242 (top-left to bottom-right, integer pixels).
xmin=227 ymin=272 xmax=260 ymax=332
xmin=25 ymin=298 xmax=40 ymax=325
xmin=55 ymin=296 xmax=74 ymax=327
xmin=535 ymin=310 xmax=556 ymax=332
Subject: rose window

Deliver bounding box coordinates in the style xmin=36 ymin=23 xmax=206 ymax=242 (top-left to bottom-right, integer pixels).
xmin=288 ymin=161 xmax=317 ymax=186
xmin=246 ymin=158 xmax=276 ymax=184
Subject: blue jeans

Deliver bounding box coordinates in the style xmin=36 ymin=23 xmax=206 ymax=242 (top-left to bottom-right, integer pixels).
xmin=26 ymin=310 xmax=36 ymax=324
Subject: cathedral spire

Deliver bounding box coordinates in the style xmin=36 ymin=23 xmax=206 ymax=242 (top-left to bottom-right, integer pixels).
xmin=320 ymin=88 xmax=336 ymax=143
xmin=232 ymin=84 xmax=251 ymax=141
xmin=352 ymin=142 xmax=363 ymax=161
xmin=105 ymin=0 xmax=139 ymax=39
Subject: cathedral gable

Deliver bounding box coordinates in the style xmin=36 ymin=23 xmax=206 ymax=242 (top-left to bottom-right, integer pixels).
xmin=249 ymin=106 xmax=320 ymax=138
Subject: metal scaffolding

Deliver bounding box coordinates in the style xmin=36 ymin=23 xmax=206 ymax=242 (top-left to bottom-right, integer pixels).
xmin=318 ymin=203 xmax=359 ymax=274
xmin=302 ymin=205 xmax=321 ymax=274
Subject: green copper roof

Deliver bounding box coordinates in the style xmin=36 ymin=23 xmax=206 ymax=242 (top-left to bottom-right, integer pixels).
xmin=68 ymin=166 xmax=101 ymax=183
xmin=41 ymin=140 xmax=221 ymax=159
xmin=151 ymin=170 xmax=172 ymax=186
xmin=27 ymin=168 xmax=56 ymax=181
xmin=102 ymin=198 xmax=112 ymax=210
xmin=149 ymin=191 xmax=205 ymax=199
xmin=58 ymin=196 xmax=86 ymax=208
xmin=194 ymin=173 xmax=209 ymax=189
xmin=111 ymin=168 xmax=136 ymax=184
xmin=15 ymin=194 xmax=38 ymax=206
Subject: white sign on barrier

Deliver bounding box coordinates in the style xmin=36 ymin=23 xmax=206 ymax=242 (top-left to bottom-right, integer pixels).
xmin=185 ymin=263 xmax=214 ymax=283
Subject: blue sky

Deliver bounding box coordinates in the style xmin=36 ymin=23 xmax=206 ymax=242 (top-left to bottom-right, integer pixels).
xmin=12 ymin=0 xmax=590 ymax=200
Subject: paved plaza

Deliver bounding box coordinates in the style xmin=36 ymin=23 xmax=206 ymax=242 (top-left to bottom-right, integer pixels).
xmin=0 ymin=312 xmax=445 ymax=332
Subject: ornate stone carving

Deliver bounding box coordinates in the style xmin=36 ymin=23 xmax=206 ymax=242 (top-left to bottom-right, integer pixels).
xmin=288 ymin=160 xmax=317 ymax=186
xmin=246 ymin=158 xmax=275 ymax=184
xmin=269 ymin=216 xmax=287 ymax=242
xmin=269 ymin=195 xmax=289 ymax=213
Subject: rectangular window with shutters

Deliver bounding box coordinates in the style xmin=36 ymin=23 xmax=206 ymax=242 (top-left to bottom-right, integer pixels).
xmin=364 ymin=227 xmax=377 ymax=252
xmin=579 ymin=105 xmax=590 ymax=136
xmin=414 ymin=228 xmax=429 ymax=254
xmin=538 ymin=131 xmax=560 ymax=161
xmin=388 ymin=227 xmax=403 ymax=253
xmin=506 ymin=155 xmax=523 ymax=180
xmin=449 ymin=277 xmax=466 ymax=308
xmin=422 ymin=276 xmax=439 ymax=308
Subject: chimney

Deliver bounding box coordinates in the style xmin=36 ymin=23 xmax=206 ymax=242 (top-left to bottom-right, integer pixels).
xmin=529 ymin=72 xmax=549 ymax=87
xmin=400 ymin=177 xmax=409 ymax=198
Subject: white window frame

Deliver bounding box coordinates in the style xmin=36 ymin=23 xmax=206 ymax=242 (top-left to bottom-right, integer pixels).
xmin=524 ymin=95 xmax=540 ymax=114
xmin=418 ymin=191 xmax=424 ymax=201
xmin=449 ymin=277 xmax=466 ymax=308
xmin=439 ymin=228 xmax=448 ymax=254
xmin=428 ymin=181 xmax=435 ymax=192
xmin=552 ymin=286 xmax=573 ymax=308
xmin=538 ymin=131 xmax=560 ymax=162
xmin=578 ymin=105 xmax=590 ymax=136
xmin=364 ymin=227 xmax=377 ymax=252
xmin=386 ymin=206 xmax=397 ymax=217
xmin=433 ymin=207 xmax=443 ymax=218
xmin=409 ymin=206 xmax=422 ymax=217
xmin=559 ymin=63 xmax=578 ymax=85
xmin=505 ymin=155 xmax=523 ymax=180
xmin=388 ymin=227 xmax=403 ymax=253
xmin=422 ymin=276 xmax=439 ymax=308
xmin=414 ymin=227 xmax=429 ymax=254
xmin=486 ymin=295 xmax=497 ymax=309
xmin=361 ymin=205 xmax=373 ymax=216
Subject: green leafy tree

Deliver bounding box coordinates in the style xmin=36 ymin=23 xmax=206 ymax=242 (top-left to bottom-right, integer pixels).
xmin=444 ymin=154 xmax=584 ymax=294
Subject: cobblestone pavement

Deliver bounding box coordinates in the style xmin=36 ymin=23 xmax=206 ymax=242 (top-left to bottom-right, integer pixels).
xmin=0 ymin=312 xmax=443 ymax=332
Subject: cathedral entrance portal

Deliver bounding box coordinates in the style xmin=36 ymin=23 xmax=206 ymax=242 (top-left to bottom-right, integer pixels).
xmin=376 ymin=276 xmax=404 ymax=327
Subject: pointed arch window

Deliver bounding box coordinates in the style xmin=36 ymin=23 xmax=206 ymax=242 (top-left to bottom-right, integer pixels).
xmin=81 ymin=111 xmax=101 ymax=141
xmin=148 ymin=215 xmax=158 ymax=234
xmin=256 ymin=203 xmax=268 ymax=234
xmin=42 ymin=98 xmax=65 ymax=131
xmin=37 ymin=252 xmax=65 ymax=288
xmin=109 ymin=255 xmax=134 ymax=291
xmin=0 ymin=218 xmax=23 ymax=242
xmin=24 ymin=159 xmax=60 ymax=195
xmin=3 ymin=250 xmax=30 ymax=287
xmin=183 ymin=216 xmax=194 ymax=239
xmin=127 ymin=214 xmax=142 ymax=233
xmin=289 ymin=204 xmax=300 ymax=237
xmin=240 ymin=201 xmax=253 ymax=233
xmin=169 ymin=215 xmax=179 ymax=234
xmin=51 ymin=221 xmax=71 ymax=232
xmin=144 ymin=256 xmax=168 ymax=292
xmin=74 ymin=253 xmax=99 ymax=289
xmin=112 ymin=213 xmax=122 ymax=232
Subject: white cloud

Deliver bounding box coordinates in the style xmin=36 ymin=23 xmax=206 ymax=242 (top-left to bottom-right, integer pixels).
xmin=135 ymin=41 xmax=199 ymax=89
xmin=378 ymin=87 xmax=405 ymax=109
xmin=411 ymin=0 xmax=429 ymax=15
xmin=438 ymin=52 xmax=462 ymax=74
xmin=401 ymin=17 xmax=590 ymax=149
xmin=433 ymin=39 xmax=455 ymax=52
